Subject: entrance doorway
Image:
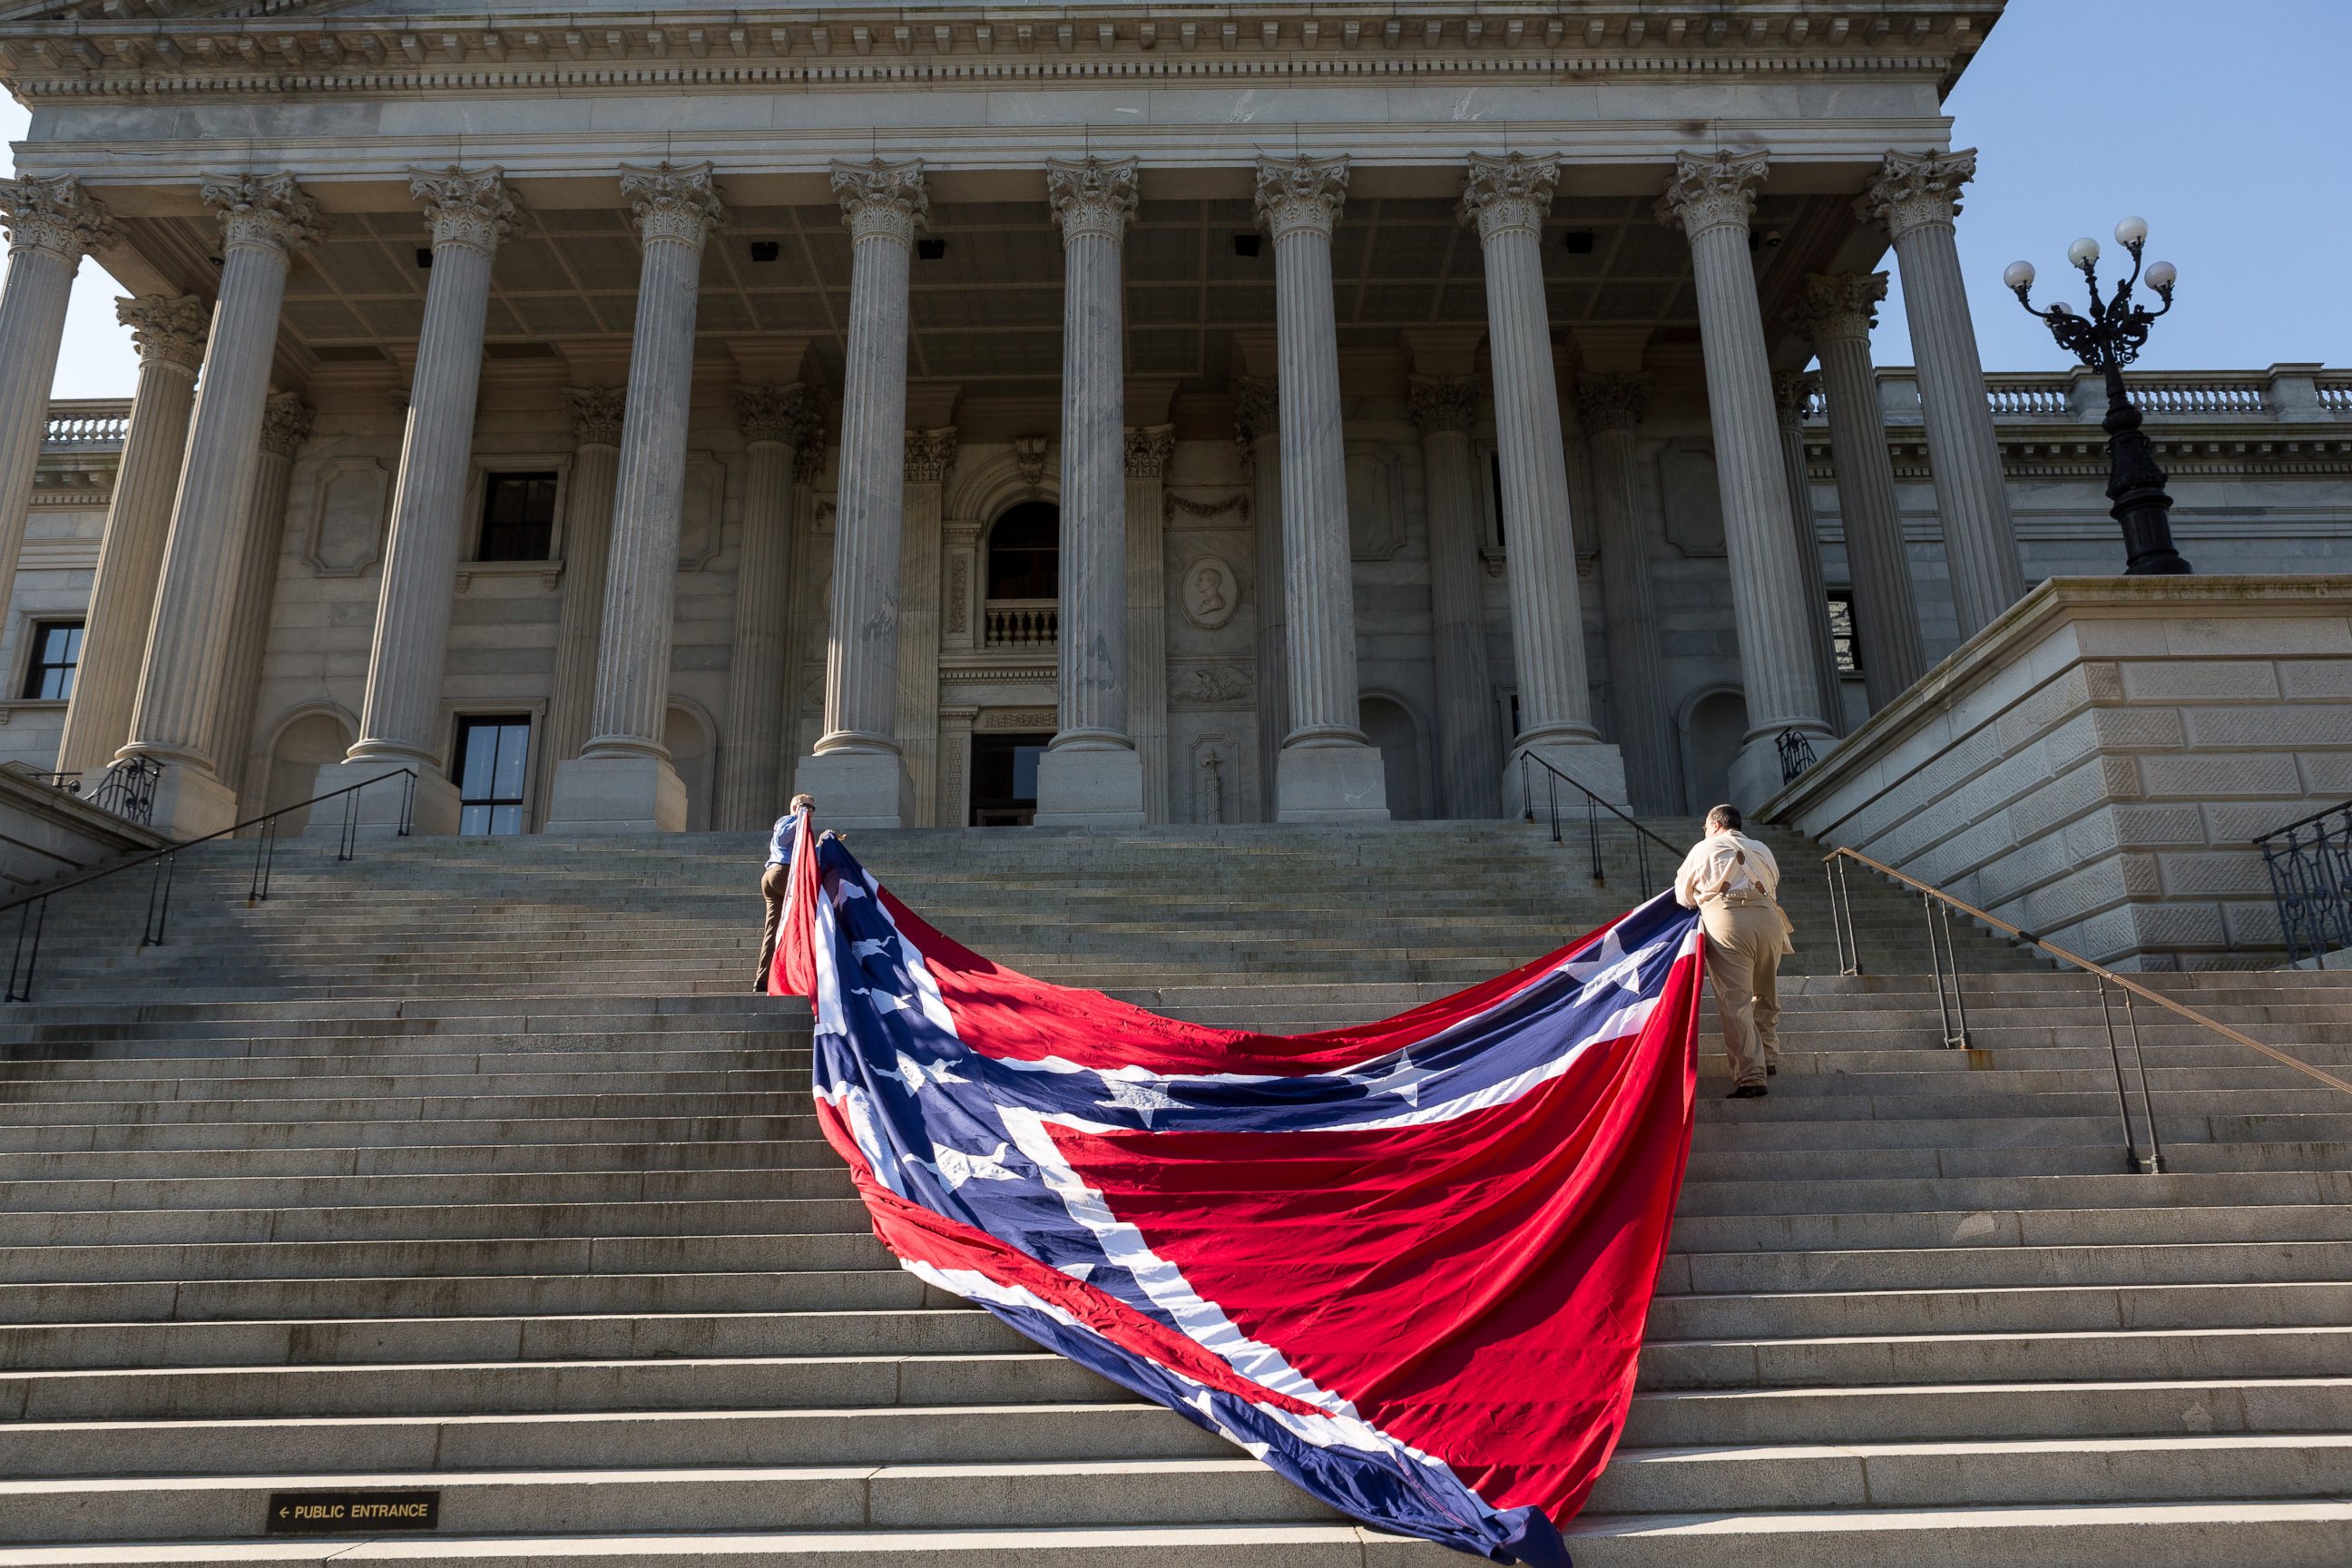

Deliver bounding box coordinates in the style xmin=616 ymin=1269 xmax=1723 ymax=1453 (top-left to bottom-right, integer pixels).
xmin=969 ymin=731 xmax=1052 ymax=826
xmin=454 ymin=715 xmax=532 ymax=836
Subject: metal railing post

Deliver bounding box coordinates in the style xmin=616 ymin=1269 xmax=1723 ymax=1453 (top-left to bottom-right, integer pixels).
xmin=400 ymin=770 xmax=416 ymax=837
xmin=1924 ymin=892 xmax=1956 ymax=1048
xmin=1586 ymin=794 xmax=1602 ymax=885
xmin=2094 ymin=976 xmax=2141 ymax=1172
xmin=2123 ymin=989 xmax=2165 ymax=1173
xmin=249 ymin=814 xmax=279 ymax=905
xmin=1937 ymin=902 xmax=1972 ymax=1049
xmin=1519 ymin=755 xmax=1533 ymax=825
xmin=339 ymin=787 xmax=359 ymax=863
xmin=6 ymin=897 xmax=44 ymax=1003
xmin=141 ymin=852 xmax=176 ymax=948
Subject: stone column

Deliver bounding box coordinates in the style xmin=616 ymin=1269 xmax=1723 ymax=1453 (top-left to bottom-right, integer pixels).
xmin=546 ymin=162 xmax=727 ymax=835
xmin=1789 ymin=271 xmax=1926 ymax=710
xmin=56 ymin=294 xmax=206 ymax=779
xmin=1255 ymin=156 xmax=1387 ymax=823
xmin=1575 ymin=374 xmax=1679 ymax=816
xmin=1235 ymin=377 xmax=1287 ymax=821
xmin=794 ymin=159 xmax=926 ymax=828
xmin=542 ymin=387 xmax=625 ymax=794
xmin=117 ymin=172 xmax=326 ymax=839
xmin=1656 ymin=151 xmax=1835 ymax=808
xmin=1860 ymin=150 xmax=2024 ymax=640
xmin=1124 ymin=425 xmax=1176 ymax=824
xmin=715 ymin=383 xmax=817 ymax=832
xmin=0 ymin=176 xmax=114 ymax=613
xmin=892 ymin=426 xmax=955 ymax=827
xmin=323 ymin=167 xmax=518 ymax=836
xmin=1406 ymin=376 xmax=1503 ymax=818
xmin=1773 ymin=370 xmax=1847 ymax=735
xmin=211 ymin=395 xmax=311 ymax=809
xmin=1462 ymin=154 xmax=1625 ymax=808
xmin=1035 ymin=156 xmax=1145 ymax=827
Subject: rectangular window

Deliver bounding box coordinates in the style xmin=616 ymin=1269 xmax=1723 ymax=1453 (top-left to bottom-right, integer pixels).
xmin=476 ymin=472 xmax=560 ymax=563
xmin=20 ymin=619 xmax=82 ymax=701
xmin=1827 ymin=592 xmax=1862 ymax=674
xmin=453 ymin=715 xmax=532 ymax=836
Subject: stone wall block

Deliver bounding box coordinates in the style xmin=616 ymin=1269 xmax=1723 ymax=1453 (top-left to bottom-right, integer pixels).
xmin=2136 ymin=753 xmax=2301 ymax=799
xmin=1991 ymin=667 xmax=2092 ymax=756
xmin=2085 ymin=705 xmax=2186 ymax=755
xmin=2008 ymin=756 xmax=2124 ymax=842
xmin=2277 ymin=660 xmax=2352 ymax=701
xmin=2159 ymin=615 xmax=2352 ymax=659
xmin=2112 ymin=803 xmax=2211 ymax=848
xmin=2155 ymin=850 xmax=2274 ymax=898
xmin=2297 ymin=753 xmax=2352 ymax=797
xmin=2181 ymin=703 xmax=2352 ymax=750
xmin=2119 ymin=661 xmax=2281 ymax=703
xmin=2222 ymin=900 xmax=2284 ymax=949
xmin=1975 ymin=831 xmax=2092 ymax=911
xmin=2099 ymin=753 xmax=2142 ymax=802
xmin=2082 ymin=661 xmax=2126 ymax=704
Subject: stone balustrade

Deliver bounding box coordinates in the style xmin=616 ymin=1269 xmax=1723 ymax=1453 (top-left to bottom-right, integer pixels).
xmin=1809 ymin=364 xmax=2352 ymax=427
xmin=985 ymin=599 xmax=1059 ymax=650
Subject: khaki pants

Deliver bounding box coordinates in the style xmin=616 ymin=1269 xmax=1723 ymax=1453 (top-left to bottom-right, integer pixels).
xmin=754 ymin=863 xmax=791 ymax=992
xmin=1701 ymin=900 xmax=1785 ymax=1088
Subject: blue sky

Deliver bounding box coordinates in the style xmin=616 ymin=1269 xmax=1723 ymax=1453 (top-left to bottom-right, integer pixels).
xmin=5 ymin=0 xmax=2345 ymax=398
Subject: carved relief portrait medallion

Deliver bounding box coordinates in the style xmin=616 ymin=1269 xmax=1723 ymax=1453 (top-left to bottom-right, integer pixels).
xmin=1181 ymin=555 xmax=1239 ymax=630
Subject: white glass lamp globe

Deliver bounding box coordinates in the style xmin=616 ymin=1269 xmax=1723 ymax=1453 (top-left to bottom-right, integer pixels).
xmin=2047 ymin=301 xmax=2074 ymax=317
xmin=2068 ymin=237 xmax=2102 ymax=270
xmin=2114 ymin=215 xmax=2149 ymax=248
xmin=2004 ymin=260 xmax=2036 ymax=290
xmin=2145 ymin=260 xmax=2179 ymax=291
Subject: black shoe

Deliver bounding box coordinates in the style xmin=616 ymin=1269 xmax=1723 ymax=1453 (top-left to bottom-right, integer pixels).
xmin=1766 ymin=1064 xmax=1778 ymax=1077
xmin=1727 ymin=1083 xmax=1769 ymax=1100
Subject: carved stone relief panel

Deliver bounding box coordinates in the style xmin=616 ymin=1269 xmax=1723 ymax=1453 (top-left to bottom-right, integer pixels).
xmin=1189 ymin=732 xmax=1235 ymax=825
xmin=1659 ymin=445 xmax=1727 ymax=559
xmin=1179 ymin=554 xmax=1238 ymax=631
xmin=305 ymin=456 xmax=391 ymax=576
xmin=1170 ymin=662 xmax=1253 ymax=708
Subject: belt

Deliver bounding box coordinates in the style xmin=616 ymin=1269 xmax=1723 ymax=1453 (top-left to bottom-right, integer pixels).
xmin=1706 ymin=893 xmax=1777 ymax=907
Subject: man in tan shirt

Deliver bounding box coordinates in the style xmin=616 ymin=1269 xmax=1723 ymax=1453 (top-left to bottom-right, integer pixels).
xmin=1673 ymin=804 xmax=1791 ymax=1099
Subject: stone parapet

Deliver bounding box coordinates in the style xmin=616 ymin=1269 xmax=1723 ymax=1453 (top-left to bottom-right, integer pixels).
xmin=1764 ymin=575 xmax=2352 ymax=971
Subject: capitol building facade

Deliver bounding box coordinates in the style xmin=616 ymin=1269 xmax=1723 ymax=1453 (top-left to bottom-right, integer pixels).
xmin=0 ymin=0 xmax=2346 ymax=841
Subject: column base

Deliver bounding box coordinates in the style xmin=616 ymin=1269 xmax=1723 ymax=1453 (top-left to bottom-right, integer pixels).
xmin=544 ymin=752 xmax=687 ymax=835
xmin=1727 ymin=725 xmax=1833 ymax=814
xmin=791 ymin=748 xmax=913 ymax=830
xmin=1033 ymin=743 xmax=1145 ymax=828
xmin=1501 ymin=739 xmax=1630 ymax=818
xmin=1275 ymin=741 xmax=1390 ymax=824
xmin=302 ymin=758 xmax=460 ymax=841
xmin=133 ymin=762 xmax=241 ymax=842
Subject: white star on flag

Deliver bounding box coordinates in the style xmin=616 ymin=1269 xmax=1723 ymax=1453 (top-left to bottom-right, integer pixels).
xmin=1348 ymin=1050 xmax=1438 ymax=1106
xmin=1097 ymin=1075 xmax=1181 ymax=1128
xmin=1564 ymin=929 xmax=1646 ymax=999
xmin=850 ymin=938 xmax=891 ymax=961
xmin=880 ymin=1051 xmax=968 ymax=1093
xmin=912 ymin=1141 xmax=1022 ymax=1190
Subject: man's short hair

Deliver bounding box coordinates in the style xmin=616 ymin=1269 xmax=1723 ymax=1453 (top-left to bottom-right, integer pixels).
xmin=789 ymin=792 xmax=815 ymax=812
xmin=1707 ymin=803 xmax=1742 ymax=832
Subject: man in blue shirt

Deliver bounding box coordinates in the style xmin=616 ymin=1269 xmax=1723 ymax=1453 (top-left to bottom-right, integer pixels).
xmin=755 ymin=792 xmax=814 ymax=993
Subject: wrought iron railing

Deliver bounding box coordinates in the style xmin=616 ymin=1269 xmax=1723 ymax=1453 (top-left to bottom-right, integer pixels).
xmin=1823 ymin=845 xmax=2352 ymax=1175
xmin=1516 ymin=750 xmax=1679 ymax=892
xmin=2 ymin=769 xmax=416 ymax=1004
xmin=1775 ymin=727 xmax=1818 ymax=785
xmin=88 ymin=756 xmax=164 ymax=827
xmin=2254 ymin=799 xmax=2352 ymax=968
xmin=984 ymin=599 xmax=1058 ymax=648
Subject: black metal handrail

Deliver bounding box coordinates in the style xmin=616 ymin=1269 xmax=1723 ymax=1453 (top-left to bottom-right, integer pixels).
xmin=1823 ymin=843 xmax=2352 ymax=1176
xmin=1776 ymin=727 xmax=1819 ymax=785
xmin=2253 ymin=799 xmax=2351 ymax=968
xmin=3 ymin=768 xmax=416 ymax=1004
xmin=90 ymin=756 xmax=164 ymax=827
xmin=1516 ymin=750 xmax=1679 ymax=891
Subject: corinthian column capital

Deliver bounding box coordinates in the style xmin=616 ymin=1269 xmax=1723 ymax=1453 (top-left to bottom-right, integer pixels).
xmin=733 ymin=381 xmax=820 ymax=448
xmin=1407 ymin=375 xmax=1478 ymax=436
xmin=1787 ymin=270 xmax=1888 ymax=345
xmin=200 ymin=171 xmax=329 ymax=256
xmin=410 ymin=165 xmax=519 ymax=255
xmin=620 ymin=161 xmax=726 ymax=250
xmin=1858 ymin=149 xmax=1978 ymax=240
xmin=1124 ymin=423 xmax=1177 ymax=478
xmin=1573 ymin=372 xmax=1650 ymax=435
xmin=1773 ymin=369 xmax=1821 ymax=434
xmin=1046 ymin=156 xmax=1140 ymax=245
xmin=904 ymin=425 xmax=959 ymax=485
xmin=1232 ymin=376 xmax=1279 ymax=444
xmin=259 ymin=393 xmax=314 ymax=458
xmin=1459 ymin=152 xmax=1558 ymax=242
xmin=0 ymin=174 xmax=117 ymax=261
xmin=832 ymin=158 xmax=929 ymax=247
xmin=562 ymin=385 xmax=625 ymax=447
xmin=1655 ymin=149 xmax=1769 ymax=240
xmin=1253 ymin=156 xmax=1348 ymax=240
xmin=116 ymin=294 xmax=210 ymax=373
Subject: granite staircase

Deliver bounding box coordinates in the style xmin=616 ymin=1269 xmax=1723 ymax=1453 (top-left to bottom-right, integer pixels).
xmin=0 ymin=824 xmax=2347 ymax=1566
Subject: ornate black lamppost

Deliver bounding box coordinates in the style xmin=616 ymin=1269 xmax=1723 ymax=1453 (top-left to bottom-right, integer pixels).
xmin=2004 ymin=218 xmax=2190 ymax=575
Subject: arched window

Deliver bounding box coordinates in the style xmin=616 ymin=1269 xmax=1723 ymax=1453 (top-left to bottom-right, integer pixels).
xmin=986 ymin=502 xmax=1060 ymax=600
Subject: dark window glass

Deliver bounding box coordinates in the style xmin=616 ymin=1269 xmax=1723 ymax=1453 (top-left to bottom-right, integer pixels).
xmin=1827 ymin=592 xmax=1862 ymax=674
xmin=21 ymin=620 xmax=82 ymax=701
xmin=969 ymin=730 xmax=1052 ymax=827
xmin=454 ymin=715 xmax=532 ymax=836
xmin=478 ymin=473 xmax=560 ymax=562
xmin=985 ymin=502 xmax=1061 ymax=600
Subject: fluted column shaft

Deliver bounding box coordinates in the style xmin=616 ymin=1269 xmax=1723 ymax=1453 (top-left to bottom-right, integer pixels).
xmin=1124 ymin=426 xmax=1176 ymax=823
xmin=1863 ymin=151 xmax=2024 ymax=639
xmin=1577 ymin=376 xmax=1678 ymax=815
xmin=1409 ymin=377 xmax=1501 ymax=818
xmin=56 ymin=295 xmax=206 ymax=777
xmin=211 ymin=396 xmax=310 ymax=803
xmin=1794 ymin=271 xmax=1925 ymax=708
xmin=1464 ymin=156 xmax=1597 ymax=749
xmin=717 ymin=385 xmax=814 ymax=831
xmin=544 ymin=388 xmax=624 ymax=775
xmin=583 ymin=163 xmax=724 ymax=758
xmin=1659 ymin=152 xmax=1833 ymax=802
xmin=349 ymin=168 xmax=515 ymax=769
xmin=818 ymin=162 xmax=924 ymax=754
xmin=1774 ymin=371 xmax=1847 ymax=733
xmin=0 ymin=177 xmax=113 ymax=609
xmin=122 ymin=174 xmax=324 ymax=808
